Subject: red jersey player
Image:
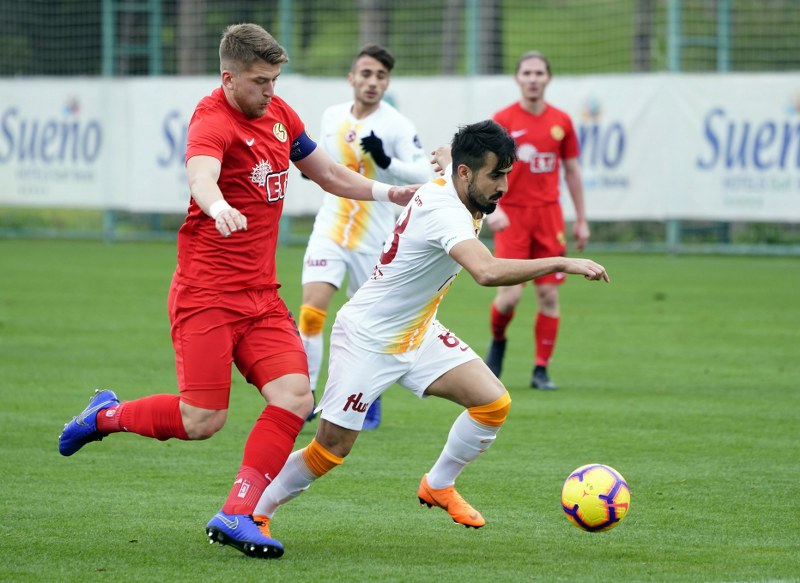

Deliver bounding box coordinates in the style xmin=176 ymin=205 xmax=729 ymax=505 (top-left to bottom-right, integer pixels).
xmin=485 ymin=51 xmax=590 ymax=390
xmin=58 ymin=23 xmax=416 ymax=559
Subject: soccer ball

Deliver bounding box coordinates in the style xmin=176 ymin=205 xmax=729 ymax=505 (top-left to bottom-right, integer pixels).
xmin=561 ymin=464 xmax=630 ymax=532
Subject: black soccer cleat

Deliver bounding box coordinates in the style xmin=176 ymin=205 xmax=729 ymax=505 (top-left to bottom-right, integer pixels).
xmin=531 ymin=366 xmax=558 ymax=390
xmin=485 ymin=339 xmax=506 ymax=378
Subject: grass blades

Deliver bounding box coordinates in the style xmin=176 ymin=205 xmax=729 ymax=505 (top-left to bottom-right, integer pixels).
xmin=1 ymin=240 xmax=798 ymax=582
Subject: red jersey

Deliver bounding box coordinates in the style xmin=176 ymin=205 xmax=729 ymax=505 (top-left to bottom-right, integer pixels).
xmin=493 ymin=102 xmax=579 ymax=207
xmin=178 ymin=87 xmax=308 ymax=291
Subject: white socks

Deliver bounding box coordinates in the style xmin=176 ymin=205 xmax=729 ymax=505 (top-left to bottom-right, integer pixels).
xmin=425 ymin=410 xmax=500 ymax=490
xmin=254 ymin=450 xmax=317 ymax=518
xmin=301 ymin=332 xmax=324 ymax=393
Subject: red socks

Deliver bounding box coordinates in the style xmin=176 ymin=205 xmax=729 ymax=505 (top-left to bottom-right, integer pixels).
xmin=535 ymin=312 xmax=560 ymax=367
xmin=97 ymin=397 xmax=304 ymax=516
xmin=96 ymin=394 xmax=189 ymax=441
xmin=222 ymin=405 xmax=305 ymax=515
xmin=490 ymin=303 xmax=514 ymax=341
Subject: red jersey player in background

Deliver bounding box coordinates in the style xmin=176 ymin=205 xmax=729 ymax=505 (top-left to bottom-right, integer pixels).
xmin=58 ymin=23 xmax=416 ymax=559
xmin=485 ymin=51 xmax=590 ymax=390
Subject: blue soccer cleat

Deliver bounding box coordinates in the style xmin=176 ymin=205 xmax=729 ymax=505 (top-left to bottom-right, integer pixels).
xmin=362 ymin=396 xmax=382 ymax=431
xmin=206 ymin=511 xmax=284 ymax=559
xmin=59 ymin=389 xmax=119 ymax=456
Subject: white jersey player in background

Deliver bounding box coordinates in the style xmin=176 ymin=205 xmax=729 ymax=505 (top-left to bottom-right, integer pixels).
xmin=299 ymin=44 xmax=431 ymax=430
xmin=253 ymin=120 xmax=609 ymax=542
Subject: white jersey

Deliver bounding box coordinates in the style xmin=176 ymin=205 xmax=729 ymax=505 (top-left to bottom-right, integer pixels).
xmin=336 ymin=175 xmax=482 ymax=354
xmin=309 ymin=100 xmax=431 ymax=253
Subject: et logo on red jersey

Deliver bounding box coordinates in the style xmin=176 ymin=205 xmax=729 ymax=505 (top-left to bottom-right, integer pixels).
xmin=250 ymin=159 xmax=289 ymax=203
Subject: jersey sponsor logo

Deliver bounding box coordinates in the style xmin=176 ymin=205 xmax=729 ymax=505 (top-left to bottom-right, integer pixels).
xmin=550 ymin=125 xmax=565 ymax=140
xmin=517 ymin=143 xmax=556 ymax=173
xmin=305 ymin=258 xmax=327 ymax=267
xmin=245 ymin=138 xmax=255 ymax=146
xmin=250 ymin=159 xmax=289 ymax=202
xmin=510 ymin=129 xmax=527 ymax=139
xmin=343 ymin=392 xmax=369 ymax=413
xmin=273 ymin=122 xmax=288 ymax=142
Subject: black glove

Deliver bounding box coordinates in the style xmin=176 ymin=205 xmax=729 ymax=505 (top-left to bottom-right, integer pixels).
xmin=360 ymin=131 xmax=391 ymax=169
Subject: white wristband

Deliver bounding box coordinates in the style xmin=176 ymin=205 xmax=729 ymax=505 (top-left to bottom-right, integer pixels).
xmin=371 ymin=181 xmax=391 ymax=202
xmin=208 ymin=199 xmax=232 ymax=219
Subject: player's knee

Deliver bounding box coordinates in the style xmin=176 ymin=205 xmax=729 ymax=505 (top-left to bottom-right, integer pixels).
xmin=182 ymin=409 xmax=227 ymax=440
xmin=299 ymin=390 xmax=315 ymax=420
xmin=467 ymin=390 xmax=511 ymax=427
xmin=298 ymin=304 xmax=327 ymax=336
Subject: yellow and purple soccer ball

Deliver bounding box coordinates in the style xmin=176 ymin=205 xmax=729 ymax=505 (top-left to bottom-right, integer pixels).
xmin=561 ymin=464 xmax=630 ymax=532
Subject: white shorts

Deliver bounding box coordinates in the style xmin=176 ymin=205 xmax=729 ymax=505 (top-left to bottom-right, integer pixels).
xmin=301 ymin=234 xmax=378 ymax=298
xmin=317 ymin=318 xmax=479 ymax=430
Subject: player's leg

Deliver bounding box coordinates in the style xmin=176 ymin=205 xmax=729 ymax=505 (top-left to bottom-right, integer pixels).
xmin=403 ymin=323 xmax=511 ymax=528
xmin=530 ymin=202 xmax=567 ymax=390
xmin=207 ymin=290 xmax=311 ymax=559
xmin=254 ymin=320 xmax=401 ymax=527
xmin=531 ymin=282 xmax=560 ymax=390
xmin=253 ymin=420 xmax=354 ymax=520
xmin=486 ymin=216 xmax=531 ymax=378
xmin=299 ymin=281 xmax=337 ymax=409
xmin=58 ymin=282 xmax=236 ymax=456
xmin=347 ymin=251 xmax=386 ymax=430
xmin=300 ymin=236 xmax=348 ymax=415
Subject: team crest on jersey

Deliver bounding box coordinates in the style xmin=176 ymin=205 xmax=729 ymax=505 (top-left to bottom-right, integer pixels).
xmin=250 ymin=159 xmax=273 ymax=187
xmin=273 ymin=122 xmax=288 ymax=142
xmin=345 ymin=129 xmax=357 ymax=143
xmin=550 ymin=125 xmax=565 ymax=141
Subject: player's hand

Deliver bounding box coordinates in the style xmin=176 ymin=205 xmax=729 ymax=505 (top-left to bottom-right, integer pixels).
xmin=214 ymin=207 xmax=247 ymax=238
xmin=430 ymin=145 xmax=452 ymax=175
xmin=563 ymin=258 xmax=609 ymax=282
xmin=388 ymin=184 xmax=419 ymax=206
xmin=360 ymin=131 xmax=391 ymax=169
xmin=485 ymin=205 xmax=510 ymax=231
xmin=573 ymin=219 xmax=590 ymax=251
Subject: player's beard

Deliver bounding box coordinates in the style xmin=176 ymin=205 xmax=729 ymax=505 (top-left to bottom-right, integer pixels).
xmin=466 ymin=180 xmax=499 ymax=215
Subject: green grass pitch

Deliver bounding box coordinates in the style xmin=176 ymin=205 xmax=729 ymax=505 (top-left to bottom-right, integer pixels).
xmin=1 ymin=239 xmax=798 ymax=582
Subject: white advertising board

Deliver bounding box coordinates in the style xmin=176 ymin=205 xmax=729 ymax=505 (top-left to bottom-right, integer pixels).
xmin=1 ymin=73 xmax=798 ymax=221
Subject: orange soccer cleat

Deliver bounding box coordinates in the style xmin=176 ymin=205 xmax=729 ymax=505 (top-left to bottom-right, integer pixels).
xmin=417 ymin=474 xmax=486 ymax=528
xmin=252 ymin=514 xmax=272 ymax=539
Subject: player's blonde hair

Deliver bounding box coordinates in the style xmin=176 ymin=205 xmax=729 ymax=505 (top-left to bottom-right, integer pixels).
xmin=219 ymin=23 xmax=289 ymax=74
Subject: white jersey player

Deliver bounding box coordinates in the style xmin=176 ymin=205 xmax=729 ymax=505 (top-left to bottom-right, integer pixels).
xmin=299 ymin=44 xmax=431 ymax=430
xmin=255 ymin=121 xmax=610 ymax=539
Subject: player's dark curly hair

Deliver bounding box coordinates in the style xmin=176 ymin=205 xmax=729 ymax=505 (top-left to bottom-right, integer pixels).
xmin=353 ymin=44 xmax=395 ymax=72
xmin=451 ymin=120 xmax=517 ymax=174
xmin=219 ymin=23 xmax=289 ymax=73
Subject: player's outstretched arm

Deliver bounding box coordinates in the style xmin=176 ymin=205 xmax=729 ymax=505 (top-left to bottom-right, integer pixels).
xmin=450 ymin=238 xmax=609 ymax=286
xmin=295 ymin=146 xmax=418 ymax=206
xmin=186 ymin=155 xmax=247 ymax=238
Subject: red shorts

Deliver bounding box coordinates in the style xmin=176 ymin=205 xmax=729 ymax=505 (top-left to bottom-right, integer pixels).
xmin=493 ymin=202 xmax=567 ymax=285
xmin=168 ymin=280 xmax=308 ymax=410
